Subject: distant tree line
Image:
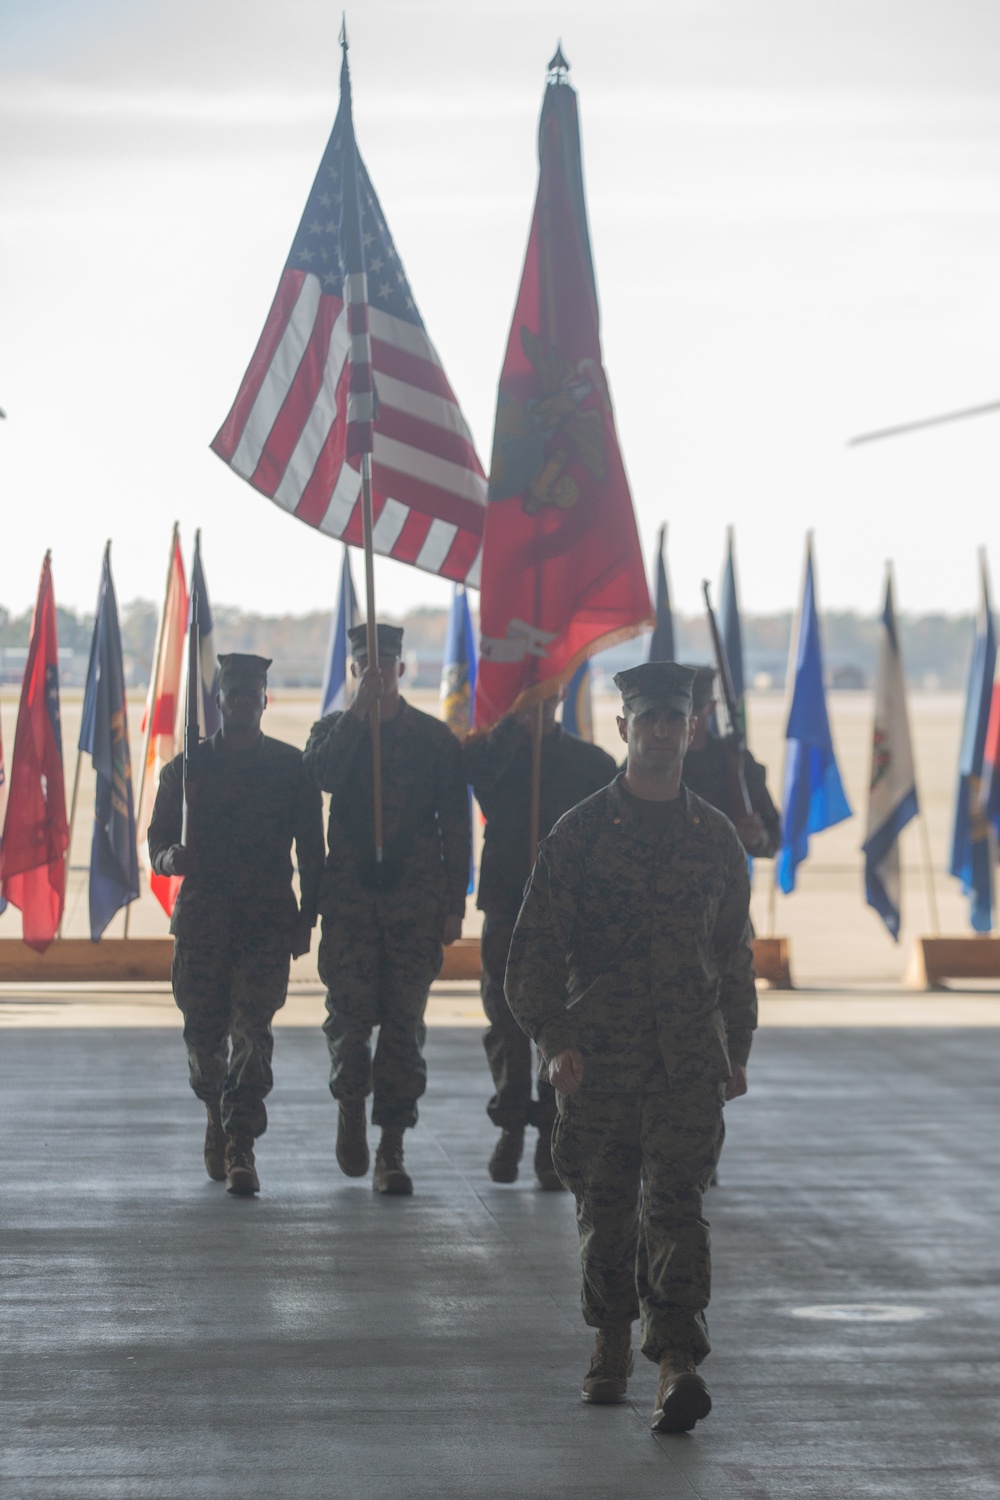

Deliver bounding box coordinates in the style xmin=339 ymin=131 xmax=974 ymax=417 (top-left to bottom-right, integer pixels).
xmin=0 ymin=600 xmax=977 ymax=691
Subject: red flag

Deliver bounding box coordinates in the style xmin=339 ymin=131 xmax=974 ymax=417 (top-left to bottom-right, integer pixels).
xmin=135 ymin=527 xmax=188 ymax=916
xmin=474 ymin=53 xmax=652 ymax=727
xmin=0 ymin=552 xmax=69 ymax=950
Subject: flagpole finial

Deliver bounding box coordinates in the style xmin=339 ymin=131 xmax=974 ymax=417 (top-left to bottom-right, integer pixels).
xmin=547 ymin=42 xmax=570 ymax=81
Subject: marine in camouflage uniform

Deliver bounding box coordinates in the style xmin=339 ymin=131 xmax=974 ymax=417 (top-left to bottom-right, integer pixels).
xmin=505 ymin=661 xmax=756 ymax=1433
xmin=303 ymin=623 xmax=471 ymax=1196
xmin=461 ymin=698 xmax=616 ymax=1187
xmin=148 ymin=653 xmax=325 ymax=1196
xmin=682 ymin=665 xmax=781 ymax=858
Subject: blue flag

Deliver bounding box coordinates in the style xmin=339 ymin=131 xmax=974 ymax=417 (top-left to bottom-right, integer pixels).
xmin=949 ymin=556 xmax=996 ymax=932
xmin=777 ymin=540 xmax=852 ymax=894
xmin=562 ymin=661 xmax=594 ymax=740
xmin=862 ymin=568 xmax=918 ymax=940
xmin=648 ymin=524 xmax=675 ymax=662
xmin=440 ymin=584 xmax=477 ymax=894
xmin=320 ymin=547 xmax=360 ymax=716
xmin=719 ymin=526 xmax=746 ymax=734
xmin=79 ymin=544 xmax=140 ymax=940
xmin=188 ymin=531 xmax=221 ymax=738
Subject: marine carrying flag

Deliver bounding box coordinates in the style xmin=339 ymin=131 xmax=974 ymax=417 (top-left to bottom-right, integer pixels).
xmin=777 ymin=538 xmax=851 ymax=894
xmin=862 ymin=568 xmax=918 ymax=940
xmin=136 ymin=527 xmax=188 ymax=918
xmin=79 ymin=544 xmax=140 ymax=939
xmin=0 ymin=553 xmax=68 ymax=950
xmin=648 ymin=525 xmax=675 ymax=663
xmin=949 ymin=554 xmax=996 ymax=932
xmin=474 ymin=51 xmax=652 ymax=726
xmin=320 ymin=545 xmax=360 ymax=716
xmin=719 ymin=527 xmax=746 ymax=736
xmin=211 ymin=41 xmax=487 ymax=585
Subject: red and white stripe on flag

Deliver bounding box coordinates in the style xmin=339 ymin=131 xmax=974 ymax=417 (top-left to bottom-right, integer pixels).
xmin=212 ymin=270 xmax=486 ymax=586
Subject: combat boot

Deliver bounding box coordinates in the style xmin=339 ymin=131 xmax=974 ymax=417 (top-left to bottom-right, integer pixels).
xmin=336 ymin=1098 xmax=370 ymax=1177
xmin=372 ymin=1127 xmax=413 ymax=1195
xmin=225 ymin=1134 xmax=260 ymax=1196
xmin=581 ymin=1326 xmax=634 ymax=1404
xmin=204 ymin=1102 xmax=227 ymax=1182
xmin=488 ymin=1128 xmax=524 ymax=1183
xmin=533 ymin=1127 xmax=564 ymax=1191
xmin=650 ymin=1356 xmax=712 ymax=1433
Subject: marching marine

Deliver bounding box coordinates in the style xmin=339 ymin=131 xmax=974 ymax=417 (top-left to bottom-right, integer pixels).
xmin=303 ymin=623 xmax=471 ymax=1196
xmin=148 ymin=653 xmax=325 ymax=1196
xmin=505 ymin=662 xmax=756 ymax=1432
xmin=462 ymin=694 xmax=616 ymax=1187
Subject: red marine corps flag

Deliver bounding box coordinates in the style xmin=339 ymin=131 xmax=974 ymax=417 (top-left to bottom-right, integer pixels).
xmin=211 ymin=36 xmax=487 ymax=584
xmin=474 ymin=48 xmax=652 ymax=727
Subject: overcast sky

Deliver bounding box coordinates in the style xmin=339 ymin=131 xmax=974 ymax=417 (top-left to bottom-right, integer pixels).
xmin=2 ymin=0 xmax=999 ymax=621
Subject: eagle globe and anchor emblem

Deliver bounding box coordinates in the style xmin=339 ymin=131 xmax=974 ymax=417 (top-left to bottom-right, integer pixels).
xmin=488 ymin=326 xmax=608 ymax=515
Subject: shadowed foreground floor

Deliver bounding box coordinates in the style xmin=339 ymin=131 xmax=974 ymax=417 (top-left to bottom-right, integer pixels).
xmin=3 ymin=1024 xmax=999 ymax=1499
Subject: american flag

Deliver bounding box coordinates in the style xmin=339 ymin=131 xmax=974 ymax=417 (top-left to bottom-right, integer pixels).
xmin=212 ymin=46 xmax=486 ymax=585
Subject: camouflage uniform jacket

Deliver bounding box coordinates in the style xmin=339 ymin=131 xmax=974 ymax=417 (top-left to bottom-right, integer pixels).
xmin=461 ymin=718 xmax=617 ymax=914
xmin=303 ymin=699 xmax=471 ymax=917
xmin=682 ymin=738 xmax=781 ymax=858
xmin=505 ymin=775 xmax=757 ymax=1093
xmin=147 ymin=733 xmax=325 ymax=938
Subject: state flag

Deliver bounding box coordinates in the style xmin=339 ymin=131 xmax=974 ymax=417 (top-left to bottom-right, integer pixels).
xmin=777 ymin=537 xmax=851 ymax=894
xmin=949 ymin=553 xmax=996 ymax=932
xmin=0 ymin=553 xmax=69 ymax=950
xmin=78 ymin=544 xmax=140 ymax=939
xmin=862 ymin=567 xmax=918 ymax=939
xmin=136 ymin=527 xmax=188 ymax=917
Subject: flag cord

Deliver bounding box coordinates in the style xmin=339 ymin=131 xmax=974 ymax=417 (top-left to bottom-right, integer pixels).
xmin=916 ymin=812 xmax=940 ymax=936
xmin=57 ymin=749 xmax=84 ymax=939
xmin=360 ymin=452 xmax=383 ymax=863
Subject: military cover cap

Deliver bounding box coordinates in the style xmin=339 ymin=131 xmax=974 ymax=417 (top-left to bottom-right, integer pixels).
xmin=614 ymin=662 xmax=696 ymax=716
xmin=348 ymin=622 xmax=404 ymax=660
xmin=690 ymin=665 xmax=717 ymax=710
xmin=217 ymin=652 xmax=271 ymax=688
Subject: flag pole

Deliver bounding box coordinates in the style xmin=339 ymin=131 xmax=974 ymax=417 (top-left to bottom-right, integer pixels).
xmin=916 ymin=810 xmax=940 ymax=936
xmin=57 ymin=749 xmax=83 ymax=939
xmin=360 ymin=452 xmax=383 ymax=867
xmin=126 ymin=522 xmax=177 ymax=938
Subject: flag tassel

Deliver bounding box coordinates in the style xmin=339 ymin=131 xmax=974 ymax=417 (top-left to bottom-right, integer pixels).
xmin=360 ymin=452 xmax=383 ymax=866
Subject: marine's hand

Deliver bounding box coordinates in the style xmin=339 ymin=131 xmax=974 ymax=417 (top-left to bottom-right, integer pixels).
xmin=733 ymin=812 xmax=767 ymax=855
xmin=549 ymin=1048 xmax=585 ymax=1096
xmin=349 ymin=666 xmax=384 ymax=721
xmin=725 ymin=1065 xmax=748 ymax=1101
xmin=162 ymin=843 xmax=197 ymax=878
xmin=442 ymin=914 xmax=463 ymax=947
xmin=290 ymin=917 xmax=313 ymax=959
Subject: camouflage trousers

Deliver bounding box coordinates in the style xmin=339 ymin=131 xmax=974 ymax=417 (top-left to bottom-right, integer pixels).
xmin=318 ymin=901 xmax=443 ymax=1130
xmin=171 ymin=925 xmax=291 ymax=1139
xmin=481 ymin=911 xmax=555 ymax=1133
xmin=552 ymin=1081 xmax=725 ymax=1366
